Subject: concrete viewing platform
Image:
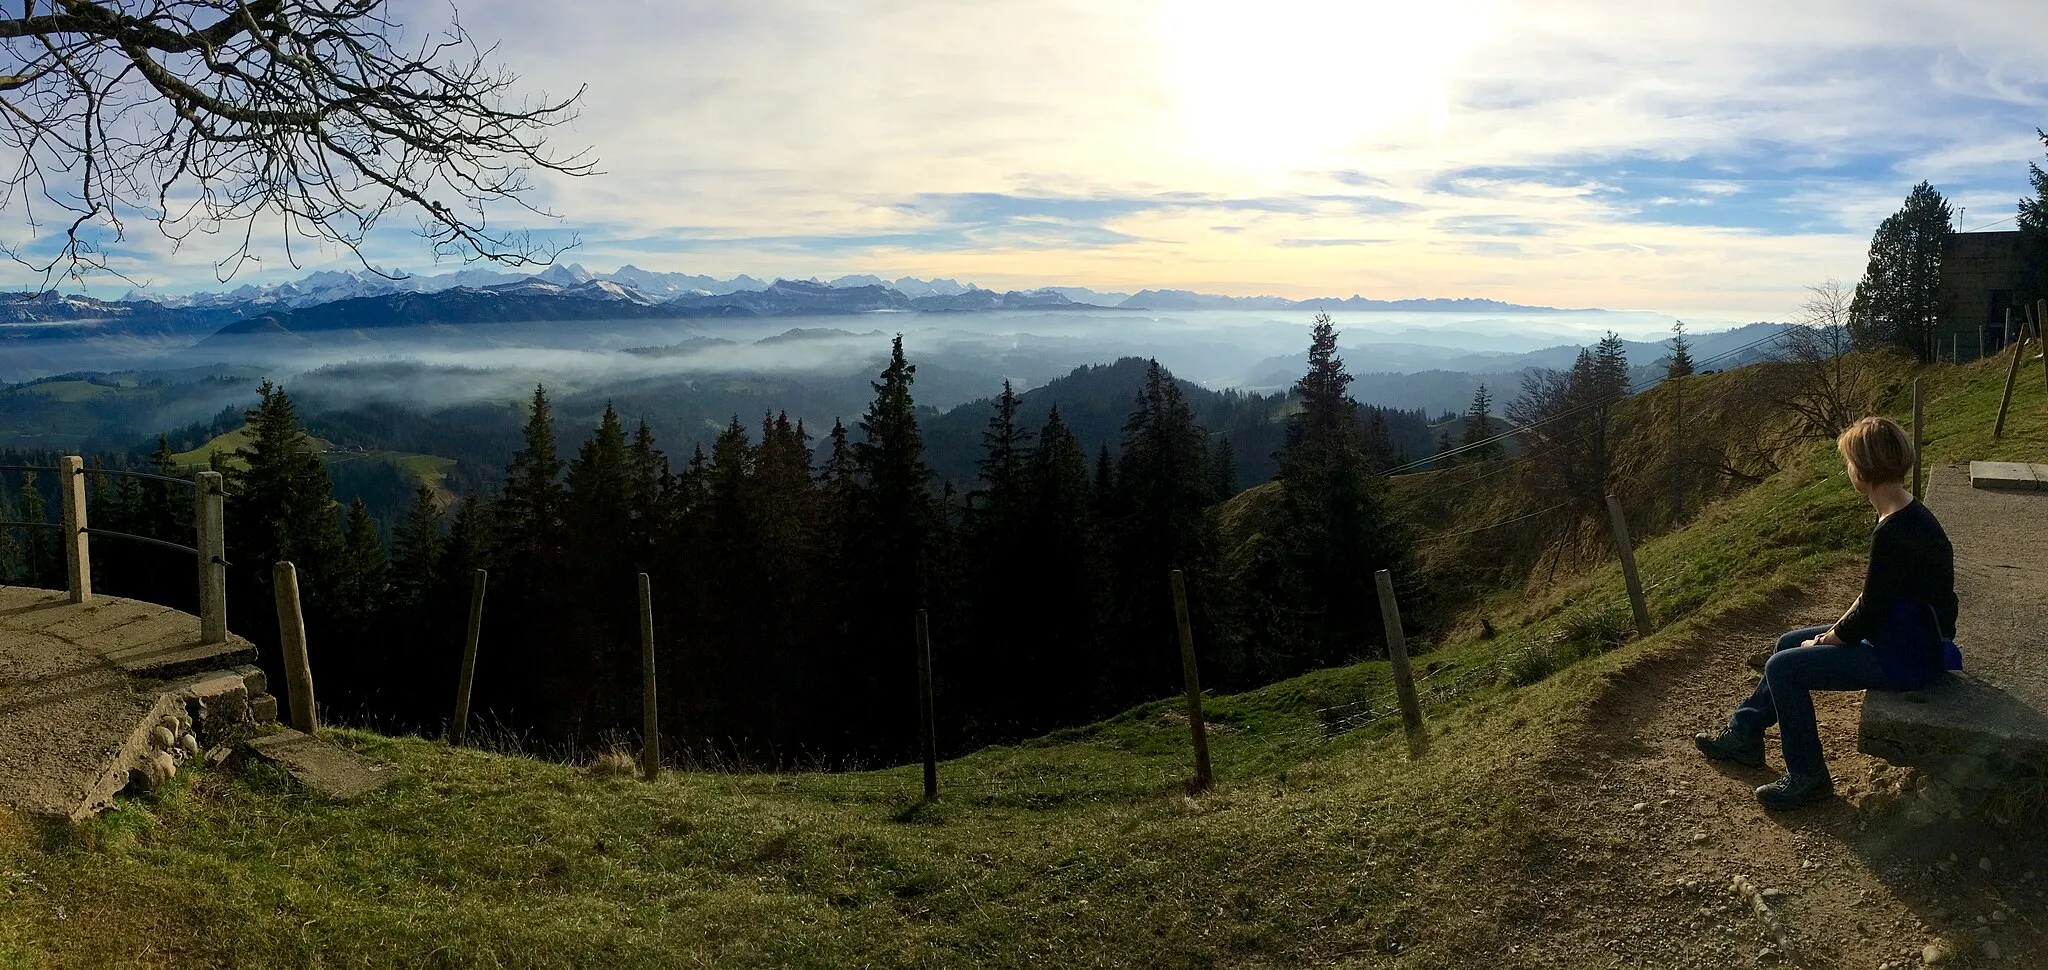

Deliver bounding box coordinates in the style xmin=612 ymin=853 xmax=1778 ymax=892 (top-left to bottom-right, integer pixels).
xmin=1858 ymin=464 xmax=2048 ymax=785
xmin=0 ymin=586 xmax=265 ymax=819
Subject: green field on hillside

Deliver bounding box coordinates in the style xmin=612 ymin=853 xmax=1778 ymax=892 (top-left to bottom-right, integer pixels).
xmin=0 ymin=353 xmax=2040 ymax=968
xmin=169 ymin=424 xmax=452 ymax=491
xmin=5 ymin=379 xmax=125 ymax=403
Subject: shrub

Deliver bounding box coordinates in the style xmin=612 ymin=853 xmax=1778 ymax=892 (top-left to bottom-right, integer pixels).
xmin=585 ymin=747 xmax=638 ymax=778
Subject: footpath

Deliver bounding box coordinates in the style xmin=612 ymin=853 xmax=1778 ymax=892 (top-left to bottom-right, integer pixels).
xmin=1491 ymin=463 xmax=2048 ymax=969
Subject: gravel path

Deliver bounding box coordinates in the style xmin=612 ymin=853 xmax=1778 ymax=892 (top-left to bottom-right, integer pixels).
xmin=1490 ymin=512 xmax=2048 ymax=968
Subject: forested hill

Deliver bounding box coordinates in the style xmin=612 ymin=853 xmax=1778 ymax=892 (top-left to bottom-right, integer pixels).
xmin=923 ymin=358 xmax=1436 ymax=488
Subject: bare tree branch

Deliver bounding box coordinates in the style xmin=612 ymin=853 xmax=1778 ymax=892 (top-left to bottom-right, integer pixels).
xmin=0 ymin=0 xmax=595 ymax=287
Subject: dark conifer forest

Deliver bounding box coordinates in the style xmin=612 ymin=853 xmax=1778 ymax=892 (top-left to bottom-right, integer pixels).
xmin=2 ymin=330 xmax=1425 ymax=766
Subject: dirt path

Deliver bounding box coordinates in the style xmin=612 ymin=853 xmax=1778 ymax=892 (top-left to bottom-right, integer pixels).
xmin=1501 ymin=573 xmax=2048 ymax=970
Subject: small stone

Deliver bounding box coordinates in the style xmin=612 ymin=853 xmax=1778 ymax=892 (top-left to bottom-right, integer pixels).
xmin=149 ymin=725 xmax=176 ymax=750
xmin=1633 ymin=802 xmax=1649 ymax=812
xmin=1991 ymin=910 xmax=2006 ymax=923
xmin=1692 ymin=832 xmax=1708 ymax=843
xmin=137 ymin=750 xmax=178 ymax=792
xmin=130 ymin=754 xmax=171 ymax=792
xmin=1981 ymin=857 xmax=1994 ymax=872
xmin=1981 ymin=940 xmax=2001 ymax=961
xmin=1924 ymin=940 xmax=1952 ymax=965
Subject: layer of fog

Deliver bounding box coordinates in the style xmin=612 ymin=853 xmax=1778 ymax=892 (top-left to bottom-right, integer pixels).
xmin=18 ymin=306 xmax=1729 ymax=423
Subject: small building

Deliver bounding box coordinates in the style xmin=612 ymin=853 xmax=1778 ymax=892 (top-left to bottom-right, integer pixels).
xmin=1936 ymin=230 xmax=2026 ymax=361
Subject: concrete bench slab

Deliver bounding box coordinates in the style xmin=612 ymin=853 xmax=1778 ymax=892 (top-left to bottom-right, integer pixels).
xmin=243 ymin=728 xmax=390 ymax=801
xmin=1859 ymin=674 xmax=2048 ymax=785
xmin=1968 ymin=460 xmax=2047 ymax=491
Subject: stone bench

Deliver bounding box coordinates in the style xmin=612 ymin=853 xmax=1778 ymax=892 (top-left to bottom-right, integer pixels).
xmin=1859 ymin=674 xmax=2048 ymax=789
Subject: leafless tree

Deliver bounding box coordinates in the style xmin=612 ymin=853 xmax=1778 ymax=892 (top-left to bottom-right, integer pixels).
xmin=0 ymin=0 xmax=594 ymax=285
xmin=1779 ymin=279 xmax=1874 ymax=440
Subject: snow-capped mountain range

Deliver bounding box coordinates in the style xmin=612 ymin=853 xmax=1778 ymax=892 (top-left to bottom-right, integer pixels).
xmin=121 ymin=265 xmax=1026 ymax=311
xmin=108 ymin=264 xmax=1575 ymax=316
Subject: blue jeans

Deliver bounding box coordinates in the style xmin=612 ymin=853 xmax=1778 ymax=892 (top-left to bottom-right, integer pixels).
xmin=1728 ymin=625 xmax=1899 ymax=780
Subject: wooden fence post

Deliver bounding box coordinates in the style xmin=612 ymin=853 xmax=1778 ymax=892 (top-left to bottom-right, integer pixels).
xmin=1604 ymin=495 xmax=1654 ymax=638
xmin=1995 ymin=307 xmax=2024 ymax=440
xmin=1911 ymin=377 xmax=1925 ymax=500
xmin=451 ymin=568 xmax=487 ymax=745
xmin=1168 ymin=570 xmax=1213 ymax=792
xmin=273 ymin=561 xmax=318 ymax=733
xmin=915 ymin=609 xmax=938 ymax=801
xmin=196 ymin=471 xmax=227 ymax=644
xmin=57 ymin=456 xmax=90 ymax=604
xmin=639 ymin=572 xmax=660 ymax=782
xmin=1373 ymin=569 xmax=1429 ymax=759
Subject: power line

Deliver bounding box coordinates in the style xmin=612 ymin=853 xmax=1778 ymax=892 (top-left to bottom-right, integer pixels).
xmin=1413 ymin=502 xmax=1572 ymax=544
xmin=1387 ymin=324 xmax=1795 ymax=475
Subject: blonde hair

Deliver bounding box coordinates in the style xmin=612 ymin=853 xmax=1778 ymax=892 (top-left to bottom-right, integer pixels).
xmin=1836 ymin=416 xmax=1915 ymax=486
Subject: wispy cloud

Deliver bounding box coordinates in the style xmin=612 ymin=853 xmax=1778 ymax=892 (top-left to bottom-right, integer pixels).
xmin=12 ymin=0 xmax=2047 ymax=320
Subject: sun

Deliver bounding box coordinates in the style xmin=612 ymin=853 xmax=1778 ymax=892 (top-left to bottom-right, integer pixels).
xmin=1155 ymin=0 xmax=1495 ymax=174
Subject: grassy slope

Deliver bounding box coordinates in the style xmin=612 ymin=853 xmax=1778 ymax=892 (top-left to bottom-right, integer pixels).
xmin=0 ymin=354 xmax=2039 ymax=969
xmin=169 ymin=424 xmax=452 ymax=491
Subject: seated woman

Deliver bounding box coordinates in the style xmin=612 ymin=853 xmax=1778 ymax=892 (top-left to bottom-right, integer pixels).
xmin=1694 ymin=416 xmax=1958 ymax=810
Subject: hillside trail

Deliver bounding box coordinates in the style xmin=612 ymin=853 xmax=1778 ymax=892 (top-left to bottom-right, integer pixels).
xmin=1489 ymin=567 xmax=2048 ymax=970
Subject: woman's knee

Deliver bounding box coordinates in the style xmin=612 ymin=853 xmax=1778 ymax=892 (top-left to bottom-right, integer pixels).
xmin=1773 ymin=629 xmax=1811 ymax=653
xmin=1763 ymin=646 xmax=1809 ymax=683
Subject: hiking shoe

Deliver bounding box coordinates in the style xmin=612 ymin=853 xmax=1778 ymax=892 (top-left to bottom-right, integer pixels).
xmin=1694 ymin=729 xmax=1766 ymax=768
xmin=1755 ymin=773 xmax=1834 ymax=810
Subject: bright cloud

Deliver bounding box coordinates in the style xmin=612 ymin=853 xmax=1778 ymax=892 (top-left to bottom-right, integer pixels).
xmin=9 ymin=0 xmax=2048 ymax=319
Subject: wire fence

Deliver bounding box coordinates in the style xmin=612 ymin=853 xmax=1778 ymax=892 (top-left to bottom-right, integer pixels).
xmin=1389 ymin=324 xmax=1801 ymax=475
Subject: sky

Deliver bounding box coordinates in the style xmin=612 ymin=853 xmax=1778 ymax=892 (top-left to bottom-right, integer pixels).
xmin=10 ymin=0 xmax=2048 ymax=320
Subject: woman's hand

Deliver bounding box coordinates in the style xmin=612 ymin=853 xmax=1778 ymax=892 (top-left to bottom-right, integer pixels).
xmin=1803 ymin=629 xmax=1847 ymax=648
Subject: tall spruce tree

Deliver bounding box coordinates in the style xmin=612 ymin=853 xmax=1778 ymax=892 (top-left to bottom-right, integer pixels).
xmin=838 ymin=335 xmax=939 ymax=755
xmin=1209 ymin=434 xmax=1239 ymax=501
xmin=851 ymin=335 xmax=936 ymax=599
xmin=389 ymin=483 xmax=443 ymax=616
xmin=500 ymin=384 xmax=566 ymax=563
xmin=1017 ymin=403 xmax=1108 ymax=727
xmin=1108 ymin=359 xmax=1223 ymax=695
xmin=1460 ymin=383 xmax=1504 ymax=460
xmin=17 ymin=472 xmax=60 ymax=587
xmin=1666 ymin=321 xmax=1696 ymax=379
xmin=229 ymin=380 xmax=346 ymax=712
xmin=1850 ymin=181 xmax=1953 ymax=362
xmin=492 ymin=385 xmax=568 ymax=732
xmin=959 ymin=381 xmax=1040 ymax=738
xmin=2018 ymin=129 xmax=2048 ymax=309
xmin=563 ymin=404 xmax=638 ymax=736
xmin=339 ymin=498 xmax=388 ymax=621
xmin=1270 ymin=315 xmax=1406 ymax=671
xmin=973 ymin=380 xmax=1032 ymax=517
